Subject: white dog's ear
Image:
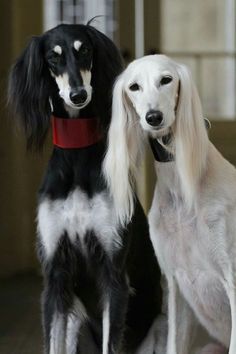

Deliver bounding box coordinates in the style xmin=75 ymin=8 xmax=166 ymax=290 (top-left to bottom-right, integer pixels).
xmin=175 ymin=64 xmax=209 ymax=210
xmin=103 ymin=75 xmax=143 ymax=226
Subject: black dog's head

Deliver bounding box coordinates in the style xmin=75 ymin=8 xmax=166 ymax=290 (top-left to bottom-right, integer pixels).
xmin=8 ymin=24 xmax=123 ymax=149
xmin=44 ymin=25 xmax=94 ymax=109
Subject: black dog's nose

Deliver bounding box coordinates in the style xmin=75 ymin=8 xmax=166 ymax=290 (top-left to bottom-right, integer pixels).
xmin=145 ymin=110 xmax=163 ymax=127
xmin=70 ymin=88 xmax=88 ymax=105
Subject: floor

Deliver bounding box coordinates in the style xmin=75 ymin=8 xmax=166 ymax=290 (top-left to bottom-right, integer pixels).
xmin=0 ymin=275 xmax=43 ymax=354
xmin=0 ymin=274 xmax=220 ymax=354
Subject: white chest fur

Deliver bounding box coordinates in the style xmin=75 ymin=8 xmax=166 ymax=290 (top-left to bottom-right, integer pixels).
xmin=37 ymin=188 xmax=121 ymax=258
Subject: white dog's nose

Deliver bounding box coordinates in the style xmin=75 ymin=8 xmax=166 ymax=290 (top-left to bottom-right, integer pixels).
xmin=146 ymin=110 xmax=163 ymax=127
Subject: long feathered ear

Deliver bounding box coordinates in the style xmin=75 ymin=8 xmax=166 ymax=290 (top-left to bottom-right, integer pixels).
xmin=85 ymin=25 xmax=123 ymax=128
xmin=103 ymin=75 xmax=144 ymax=227
xmin=8 ymin=36 xmax=51 ymax=150
xmin=175 ymin=64 xmax=209 ymax=209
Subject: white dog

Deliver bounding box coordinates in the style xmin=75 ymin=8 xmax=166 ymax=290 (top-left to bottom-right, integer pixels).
xmin=104 ymin=54 xmax=235 ymax=354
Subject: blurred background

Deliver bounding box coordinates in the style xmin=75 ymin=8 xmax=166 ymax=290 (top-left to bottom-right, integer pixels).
xmin=0 ymin=0 xmax=235 ymax=352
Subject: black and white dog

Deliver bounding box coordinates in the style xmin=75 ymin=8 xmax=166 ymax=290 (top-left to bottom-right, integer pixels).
xmin=8 ymin=24 xmax=163 ymax=354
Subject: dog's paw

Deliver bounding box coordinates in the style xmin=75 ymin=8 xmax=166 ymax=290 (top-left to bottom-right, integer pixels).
xmin=195 ymin=343 xmax=227 ymax=354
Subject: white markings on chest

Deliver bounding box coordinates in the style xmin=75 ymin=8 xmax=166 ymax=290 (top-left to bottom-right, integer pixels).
xmin=37 ymin=189 xmax=121 ymax=258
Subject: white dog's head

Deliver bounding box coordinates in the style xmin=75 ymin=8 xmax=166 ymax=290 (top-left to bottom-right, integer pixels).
xmin=104 ymin=55 xmax=209 ymax=225
xmin=121 ymin=55 xmax=179 ymax=137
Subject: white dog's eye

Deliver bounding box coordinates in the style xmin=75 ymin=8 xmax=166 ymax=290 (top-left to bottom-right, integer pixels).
xmin=160 ymin=76 xmax=173 ymax=86
xmin=129 ymin=83 xmax=140 ymax=91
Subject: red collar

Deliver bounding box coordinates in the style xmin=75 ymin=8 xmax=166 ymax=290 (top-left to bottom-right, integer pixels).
xmin=52 ymin=116 xmax=103 ymax=149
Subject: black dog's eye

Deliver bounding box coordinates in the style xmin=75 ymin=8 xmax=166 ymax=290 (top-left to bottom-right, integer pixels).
xmin=47 ymin=54 xmax=61 ymax=65
xmin=129 ymin=83 xmax=140 ymax=91
xmin=80 ymin=46 xmax=90 ymax=55
xmin=160 ymin=76 xmax=173 ymax=86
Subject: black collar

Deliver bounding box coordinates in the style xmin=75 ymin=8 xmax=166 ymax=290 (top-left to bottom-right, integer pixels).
xmin=149 ymin=118 xmax=210 ymax=163
xmin=149 ymin=133 xmax=174 ymax=163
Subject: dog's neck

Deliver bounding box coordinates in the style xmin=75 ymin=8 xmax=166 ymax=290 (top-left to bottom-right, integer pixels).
xmin=63 ymin=103 xmax=80 ymax=118
xmin=149 ymin=133 xmax=174 ymax=163
xmin=50 ymin=94 xmax=96 ymax=119
xmin=149 ymin=118 xmax=210 ymax=163
xmin=50 ymin=96 xmax=103 ymax=149
xmin=52 ymin=116 xmax=102 ymax=149
xmin=154 ymin=157 xmax=184 ymax=208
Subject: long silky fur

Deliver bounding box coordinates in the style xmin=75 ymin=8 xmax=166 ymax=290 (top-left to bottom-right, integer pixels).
xmin=103 ymin=75 xmax=145 ymax=227
xmin=174 ymin=64 xmax=209 ymax=210
xmin=104 ymin=57 xmax=209 ymax=224
xmin=8 ymin=36 xmax=52 ymax=150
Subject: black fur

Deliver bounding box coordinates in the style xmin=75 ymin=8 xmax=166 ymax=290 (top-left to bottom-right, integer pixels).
xmin=8 ymin=24 xmax=162 ymax=353
xmin=8 ymin=24 xmax=121 ymax=149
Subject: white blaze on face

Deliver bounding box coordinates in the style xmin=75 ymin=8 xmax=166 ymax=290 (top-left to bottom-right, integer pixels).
xmin=80 ymin=70 xmax=92 ymax=104
xmin=54 ymin=71 xmax=92 ymax=109
xmin=53 ymin=45 xmax=62 ymax=55
xmin=80 ymin=70 xmax=92 ymax=86
xmin=55 ymin=72 xmax=71 ymax=105
xmin=74 ymin=40 xmax=82 ymax=51
xmin=51 ymin=40 xmax=93 ymax=110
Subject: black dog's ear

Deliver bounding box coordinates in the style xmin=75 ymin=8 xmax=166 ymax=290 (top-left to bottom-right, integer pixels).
xmin=8 ymin=36 xmax=51 ymax=150
xmin=85 ymin=26 xmax=124 ymax=128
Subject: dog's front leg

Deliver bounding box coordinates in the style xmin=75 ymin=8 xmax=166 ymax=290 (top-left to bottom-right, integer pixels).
xmin=66 ymin=296 xmax=88 ymax=354
xmin=103 ymin=275 xmax=129 ymax=354
xmin=166 ymin=276 xmax=178 ymax=354
xmin=43 ymin=284 xmax=67 ymax=354
xmin=227 ymin=282 xmax=236 ymax=354
xmin=42 ymin=263 xmax=74 ymax=354
xmin=167 ymin=276 xmax=196 ymax=354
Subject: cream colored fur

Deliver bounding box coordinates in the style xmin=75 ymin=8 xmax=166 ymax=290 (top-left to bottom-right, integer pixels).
xmin=104 ymin=54 xmax=236 ymax=353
